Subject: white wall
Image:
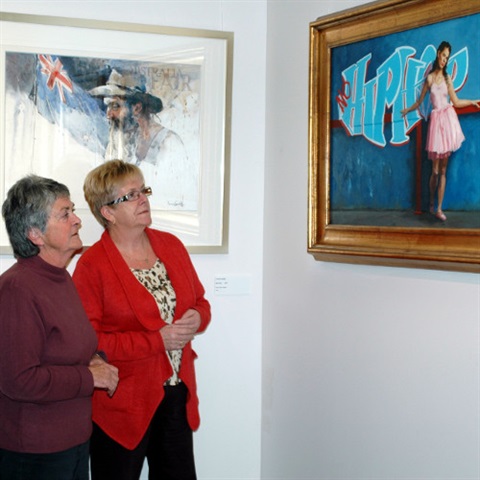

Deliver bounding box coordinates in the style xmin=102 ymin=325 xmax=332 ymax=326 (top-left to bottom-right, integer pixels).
xmin=0 ymin=1 xmax=265 ymax=479
xmin=262 ymin=1 xmax=479 ymax=479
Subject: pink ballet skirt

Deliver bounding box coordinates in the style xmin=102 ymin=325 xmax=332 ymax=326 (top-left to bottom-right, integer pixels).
xmin=425 ymin=80 xmax=465 ymax=160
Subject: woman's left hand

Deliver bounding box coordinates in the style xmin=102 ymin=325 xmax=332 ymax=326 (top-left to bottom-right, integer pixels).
xmin=176 ymin=309 xmax=201 ymax=333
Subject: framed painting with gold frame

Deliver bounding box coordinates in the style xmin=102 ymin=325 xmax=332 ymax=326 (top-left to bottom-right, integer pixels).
xmin=308 ymin=0 xmax=480 ymax=272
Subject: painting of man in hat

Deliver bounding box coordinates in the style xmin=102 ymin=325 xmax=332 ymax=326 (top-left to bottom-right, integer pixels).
xmin=89 ymin=69 xmax=197 ymax=210
xmin=4 ymin=52 xmax=200 ymax=213
xmin=2 ymin=17 xmax=229 ymax=250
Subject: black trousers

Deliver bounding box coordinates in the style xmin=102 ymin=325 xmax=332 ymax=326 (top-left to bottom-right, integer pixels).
xmin=90 ymin=383 xmax=197 ymax=480
xmin=0 ymin=441 xmax=89 ymax=480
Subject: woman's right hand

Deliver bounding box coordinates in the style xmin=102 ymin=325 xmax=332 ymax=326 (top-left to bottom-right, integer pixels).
xmin=88 ymin=356 xmax=119 ymax=397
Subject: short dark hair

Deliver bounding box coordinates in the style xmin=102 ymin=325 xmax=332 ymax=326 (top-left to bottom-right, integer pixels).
xmin=2 ymin=175 xmax=70 ymax=258
xmin=127 ymin=89 xmax=163 ymax=116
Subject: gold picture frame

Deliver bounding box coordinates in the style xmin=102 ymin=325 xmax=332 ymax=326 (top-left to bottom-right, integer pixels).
xmin=308 ymin=0 xmax=480 ymax=272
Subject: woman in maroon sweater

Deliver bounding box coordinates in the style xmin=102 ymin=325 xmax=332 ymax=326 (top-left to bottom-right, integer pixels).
xmin=73 ymin=160 xmax=211 ymax=480
xmin=0 ymin=175 xmax=118 ymax=480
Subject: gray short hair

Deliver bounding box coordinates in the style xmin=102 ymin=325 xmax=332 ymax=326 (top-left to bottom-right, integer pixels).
xmin=2 ymin=175 xmax=70 ymax=258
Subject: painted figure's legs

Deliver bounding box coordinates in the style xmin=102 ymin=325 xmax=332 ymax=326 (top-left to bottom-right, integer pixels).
xmin=429 ymin=157 xmax=449 ymax=221
xmin=429 ymin=160 xmax=439 ymax=212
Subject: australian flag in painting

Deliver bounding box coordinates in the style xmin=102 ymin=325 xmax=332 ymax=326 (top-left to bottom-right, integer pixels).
xmin=28 ymin=53 xmax=108 ymax=154
xmin=38 ymin=54 xmax=73 ymax=104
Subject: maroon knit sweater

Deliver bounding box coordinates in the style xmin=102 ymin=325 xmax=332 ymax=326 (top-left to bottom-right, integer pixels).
xmin=0 ymin=255 xmax=97 ymax=453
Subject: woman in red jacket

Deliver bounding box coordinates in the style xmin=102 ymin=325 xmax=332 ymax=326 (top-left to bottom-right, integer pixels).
xmin=73 ymin=160 xmax=211 ymax=480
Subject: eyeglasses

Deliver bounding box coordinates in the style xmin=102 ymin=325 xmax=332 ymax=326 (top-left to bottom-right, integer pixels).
xmin=105 ymin=187 xmax=152 ymax=206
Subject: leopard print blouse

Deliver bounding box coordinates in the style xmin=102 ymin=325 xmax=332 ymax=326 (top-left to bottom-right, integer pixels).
xmin=131 ymin=259 xmax=182 ymax=386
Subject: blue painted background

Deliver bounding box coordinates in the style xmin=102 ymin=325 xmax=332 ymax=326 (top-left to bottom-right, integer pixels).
xmin=330 ymin=13 xmax=479 ymax=211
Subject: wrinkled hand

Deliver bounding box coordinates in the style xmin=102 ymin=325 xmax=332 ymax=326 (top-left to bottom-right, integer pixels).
xmin=160 ymin=309 xmax=201 ymax=351
xmin=88 ymin=355 xmax=119 ymax=397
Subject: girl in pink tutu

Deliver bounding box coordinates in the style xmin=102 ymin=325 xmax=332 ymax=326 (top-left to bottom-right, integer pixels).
xmin=402 ymin=41 xmax=479 ymax=221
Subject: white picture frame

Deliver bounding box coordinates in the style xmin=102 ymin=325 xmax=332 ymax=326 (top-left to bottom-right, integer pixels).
xmin=0 ymin=13 xmax=232 ymax=253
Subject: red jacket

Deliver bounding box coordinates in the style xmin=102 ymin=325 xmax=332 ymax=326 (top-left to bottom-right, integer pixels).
xmin=73 ymin=228 xmax=211 ymax=450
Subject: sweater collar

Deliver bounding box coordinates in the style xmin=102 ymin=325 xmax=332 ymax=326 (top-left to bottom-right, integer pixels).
xmin=17 ymin=255 xmax=68 ymax=282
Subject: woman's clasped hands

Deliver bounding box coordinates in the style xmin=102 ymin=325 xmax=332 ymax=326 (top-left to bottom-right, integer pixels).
xmin=160 ymin=308 xmax=201 ymax=351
